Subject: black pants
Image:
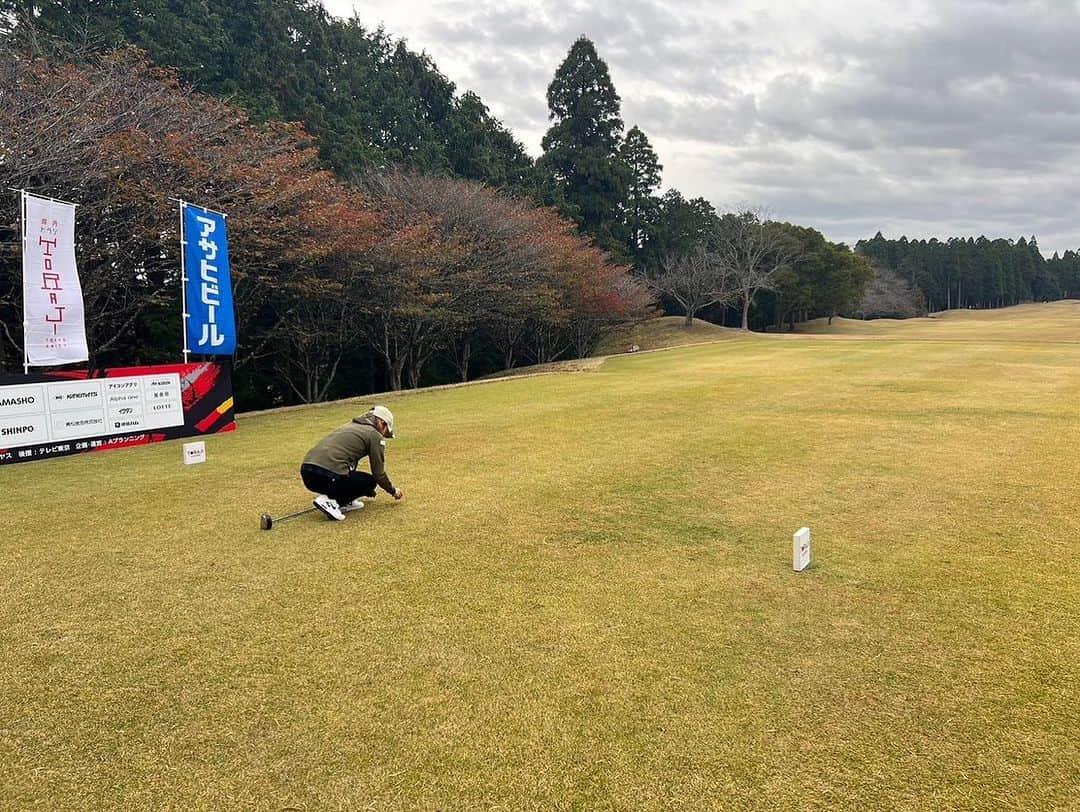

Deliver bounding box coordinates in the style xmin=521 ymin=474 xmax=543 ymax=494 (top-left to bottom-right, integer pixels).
xmin=300 ymin=463 xmax=377 ymax=505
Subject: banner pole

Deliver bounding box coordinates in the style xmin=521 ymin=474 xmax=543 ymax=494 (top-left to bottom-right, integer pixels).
xmin=20 ymin=190 xmax=29 ymax=375
xmin=179 ymin=199 xmax=190 ymax=364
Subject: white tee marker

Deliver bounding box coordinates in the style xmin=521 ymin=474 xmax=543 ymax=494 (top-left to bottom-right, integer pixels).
xmin=793 ymin=527 xmax=811 ymax=572
xmin=183 ymin=440 xmax=207 ymax=465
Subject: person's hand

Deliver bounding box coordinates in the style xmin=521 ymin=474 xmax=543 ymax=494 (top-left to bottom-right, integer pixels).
xmin=393 ymin=488 xmax=404 ymax=501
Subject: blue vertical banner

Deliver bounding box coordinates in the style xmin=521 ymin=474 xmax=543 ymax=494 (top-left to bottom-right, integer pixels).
xmin=182 ymin=203 xmax=237 ymax=356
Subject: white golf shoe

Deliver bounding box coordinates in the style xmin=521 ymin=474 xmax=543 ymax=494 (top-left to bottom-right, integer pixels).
xmin=341 ymin=499 xmax=365 ymax=513
xmin=313 ymin=494 xmax=345 ymax=521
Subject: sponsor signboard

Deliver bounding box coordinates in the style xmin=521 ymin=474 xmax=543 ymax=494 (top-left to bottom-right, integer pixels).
xmin=0 ymin=363 xmax=234 ymax=466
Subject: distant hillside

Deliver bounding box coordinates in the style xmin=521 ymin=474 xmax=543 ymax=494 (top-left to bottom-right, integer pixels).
xmin=795 ymin=300 xmax=1080 ymax=343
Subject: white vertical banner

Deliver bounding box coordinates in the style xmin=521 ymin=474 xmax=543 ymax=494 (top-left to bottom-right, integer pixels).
xmin=22 ymin=192 xmax=89 ymax=367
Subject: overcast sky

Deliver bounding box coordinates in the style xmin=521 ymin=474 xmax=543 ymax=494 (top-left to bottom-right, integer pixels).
xmin=322 ymin=0 xmax=1080 ymax=255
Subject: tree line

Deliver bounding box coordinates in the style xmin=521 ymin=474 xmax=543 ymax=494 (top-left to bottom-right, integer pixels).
xmin=4 ymin=0 xmax=536 ymax=190
xmin=0 ymin=39 xmax=649 ymax=408
xmin=3 ymin=4 xmax=883 ymax=329
xmin=857 ymin=233 xmax=1079 ymax=313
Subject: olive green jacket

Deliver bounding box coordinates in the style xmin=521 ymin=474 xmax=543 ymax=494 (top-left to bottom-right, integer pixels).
xmin=302 ymin=414 xmax=395 ymax=493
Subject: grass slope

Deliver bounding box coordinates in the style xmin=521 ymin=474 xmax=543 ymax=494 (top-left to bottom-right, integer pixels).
xmin=2 ymin=302 xmax=1078 ymax=809
xmin=595 ymin=315 xmax=739 ymax=355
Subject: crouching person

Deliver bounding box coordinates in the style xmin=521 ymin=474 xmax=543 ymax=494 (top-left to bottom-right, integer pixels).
xmin=300 ymin=405 xmax=404 ymax=521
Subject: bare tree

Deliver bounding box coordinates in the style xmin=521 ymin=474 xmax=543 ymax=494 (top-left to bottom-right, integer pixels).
xmin=272 ymin=266 xmax=369 ymax=403
xmin=715 ymin=208 xmax=803 ymax=330
xmin=645 ymin=244 xmax=735 ymax=327
xmin=856 ymin=266 xmax=927 ymax=319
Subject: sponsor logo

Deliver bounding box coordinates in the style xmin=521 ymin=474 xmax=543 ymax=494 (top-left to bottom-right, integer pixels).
xmin=1 ymin=425 xmax=35 ymax=437
xmin=114 ymin=419 xmax=141 ymax=429
xmin=0 ymin=396 xmax=35 ymax=407
xmin=64 ymin=419 xmax=102 ymax=429
xmin=65 ymin=391 xmax=98 ymax=400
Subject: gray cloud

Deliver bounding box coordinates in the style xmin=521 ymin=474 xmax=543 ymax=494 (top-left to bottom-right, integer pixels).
xmin=324 ymin=0 xmax=1080 ymax=254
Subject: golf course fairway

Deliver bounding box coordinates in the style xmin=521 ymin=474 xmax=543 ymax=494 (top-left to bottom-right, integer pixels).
xmin=2 ymin=302 xmax=1078 ymax=809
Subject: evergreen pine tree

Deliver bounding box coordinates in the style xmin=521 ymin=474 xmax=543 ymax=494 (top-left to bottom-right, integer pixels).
xmin=618 ymin=125 xmax=662 ymax=262
xmin=538 ymin=36 xmax=631 ymax=254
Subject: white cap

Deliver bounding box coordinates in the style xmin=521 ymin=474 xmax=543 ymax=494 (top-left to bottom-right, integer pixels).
xmin=371 ymin=405 xmax=395 ymax=438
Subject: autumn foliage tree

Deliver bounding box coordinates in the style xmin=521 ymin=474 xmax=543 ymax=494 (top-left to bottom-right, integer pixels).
xmin=0 ymin=42 xmax=378 ymax=380
xmin=360 ymin=171 xmax=651 ymax=386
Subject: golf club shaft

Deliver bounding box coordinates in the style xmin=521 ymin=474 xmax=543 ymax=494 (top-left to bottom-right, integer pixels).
xmin=277 ymin=506 xmax=318 ymax=523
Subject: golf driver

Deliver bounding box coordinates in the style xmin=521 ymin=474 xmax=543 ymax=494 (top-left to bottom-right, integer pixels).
xmin=260 ymin=506 xmax=317 ymax=531
xmin=260 ymin=499 xmax=365 ymax=530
